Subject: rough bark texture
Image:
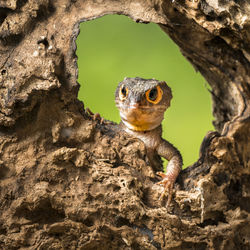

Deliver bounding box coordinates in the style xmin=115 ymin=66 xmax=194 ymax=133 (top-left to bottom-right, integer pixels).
xmin=0 ymin=0 xmax=249 ymax=249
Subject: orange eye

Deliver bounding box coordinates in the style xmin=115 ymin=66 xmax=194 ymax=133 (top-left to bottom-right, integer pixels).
xmin=146 ymin=86 xmax=163 ymax=104
xmin=119 ymin=85 xmax=128 ymax=100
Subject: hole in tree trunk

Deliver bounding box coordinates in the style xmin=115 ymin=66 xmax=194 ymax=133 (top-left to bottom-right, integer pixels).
xmin=76 ymin=14 xmax=214 ymax=167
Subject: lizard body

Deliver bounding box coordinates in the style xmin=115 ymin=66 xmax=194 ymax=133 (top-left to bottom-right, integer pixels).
xmin=115 ymin=77 xmax=183 ymax=206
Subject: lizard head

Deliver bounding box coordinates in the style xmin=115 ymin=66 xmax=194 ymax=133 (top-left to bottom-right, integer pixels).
xmin=115 ymin=77 xmax=172 ymax=131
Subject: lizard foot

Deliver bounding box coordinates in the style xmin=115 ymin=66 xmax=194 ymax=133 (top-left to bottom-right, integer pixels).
xmin=86 ymin=108 xmax=104 ymax=124
xmin=156 ymin=172 xmax=175 ymax=207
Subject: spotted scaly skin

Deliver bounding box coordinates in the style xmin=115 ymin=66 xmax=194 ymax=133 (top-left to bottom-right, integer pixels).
xmin=115 ymin=77 xmax=183 ymax=206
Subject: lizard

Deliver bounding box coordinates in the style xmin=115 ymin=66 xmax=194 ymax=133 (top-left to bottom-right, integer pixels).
xmin=115 ymin=77 xmax=183 ymax=206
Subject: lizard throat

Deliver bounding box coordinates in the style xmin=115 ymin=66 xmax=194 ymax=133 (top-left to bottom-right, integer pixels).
xmin=120 ymin=115 xmax=164 ymax=131
xmin=121 ymin=120 xmax=159 ymax=131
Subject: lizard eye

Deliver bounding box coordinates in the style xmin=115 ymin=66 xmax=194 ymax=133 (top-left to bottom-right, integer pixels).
xmin=119 ymin=85 xmax=128 ymax=100
xmin=146 ymin=86 xmax=163 ymax=104
xmin=148 ymin=88 xmax=157 ymax=101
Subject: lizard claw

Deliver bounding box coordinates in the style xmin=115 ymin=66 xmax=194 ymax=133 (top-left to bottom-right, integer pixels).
xmin=156 ymin=171 xmax=174 ymax=207
xmin=86 ymin=108 xmax=104 ymax=124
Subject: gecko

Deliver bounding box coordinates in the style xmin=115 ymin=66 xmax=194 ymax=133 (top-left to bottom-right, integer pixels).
xmin=115 ymin=77 xmax=183 ymax=206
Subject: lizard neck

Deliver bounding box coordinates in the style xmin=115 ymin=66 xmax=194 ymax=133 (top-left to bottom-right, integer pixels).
xmin=120 ymin=121 xmax=162 ymax=151
xmin=119 ymin=121 xmax=162 ymax=135
xmin=120 ymin=118 xmax=163 ymax=132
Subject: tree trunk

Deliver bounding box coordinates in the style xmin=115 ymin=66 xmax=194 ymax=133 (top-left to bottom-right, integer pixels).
xmin=0 ymin=0 xmax=249 ymax=249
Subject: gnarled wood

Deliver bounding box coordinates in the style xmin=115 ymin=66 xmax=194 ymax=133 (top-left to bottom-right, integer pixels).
xmin=0 ymin=0 xmax=249 ymax=249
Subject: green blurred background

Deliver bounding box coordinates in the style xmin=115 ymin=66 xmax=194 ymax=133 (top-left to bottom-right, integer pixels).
xmin=76 ymin=15 xmax=214 ymax=168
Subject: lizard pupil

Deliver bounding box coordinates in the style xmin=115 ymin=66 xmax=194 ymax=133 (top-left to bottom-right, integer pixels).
xmin=149 ymin=88 xmax=158 ymax=101
xmin=121 ymin=86 xmax=127 ymax=96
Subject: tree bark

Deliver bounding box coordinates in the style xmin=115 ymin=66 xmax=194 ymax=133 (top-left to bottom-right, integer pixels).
xmin=0 ymin=0 xmax=249 ymax=249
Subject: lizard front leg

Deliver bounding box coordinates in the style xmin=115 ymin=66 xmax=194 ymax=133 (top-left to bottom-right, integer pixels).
xmin=156 ymin=139 xmax=183 ymax=206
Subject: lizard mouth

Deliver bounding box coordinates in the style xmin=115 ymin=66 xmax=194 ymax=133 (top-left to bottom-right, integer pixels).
xmin=116 ymin=103 xmax=167 ymax=112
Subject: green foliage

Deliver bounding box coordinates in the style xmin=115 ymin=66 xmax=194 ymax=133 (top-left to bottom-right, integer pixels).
xmin=76 ymin=14 xmax=214 ymax=167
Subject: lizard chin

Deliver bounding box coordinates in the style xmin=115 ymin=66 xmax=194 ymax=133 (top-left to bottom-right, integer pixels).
xmin=119 ymin=108 xmax=165 ymax=131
